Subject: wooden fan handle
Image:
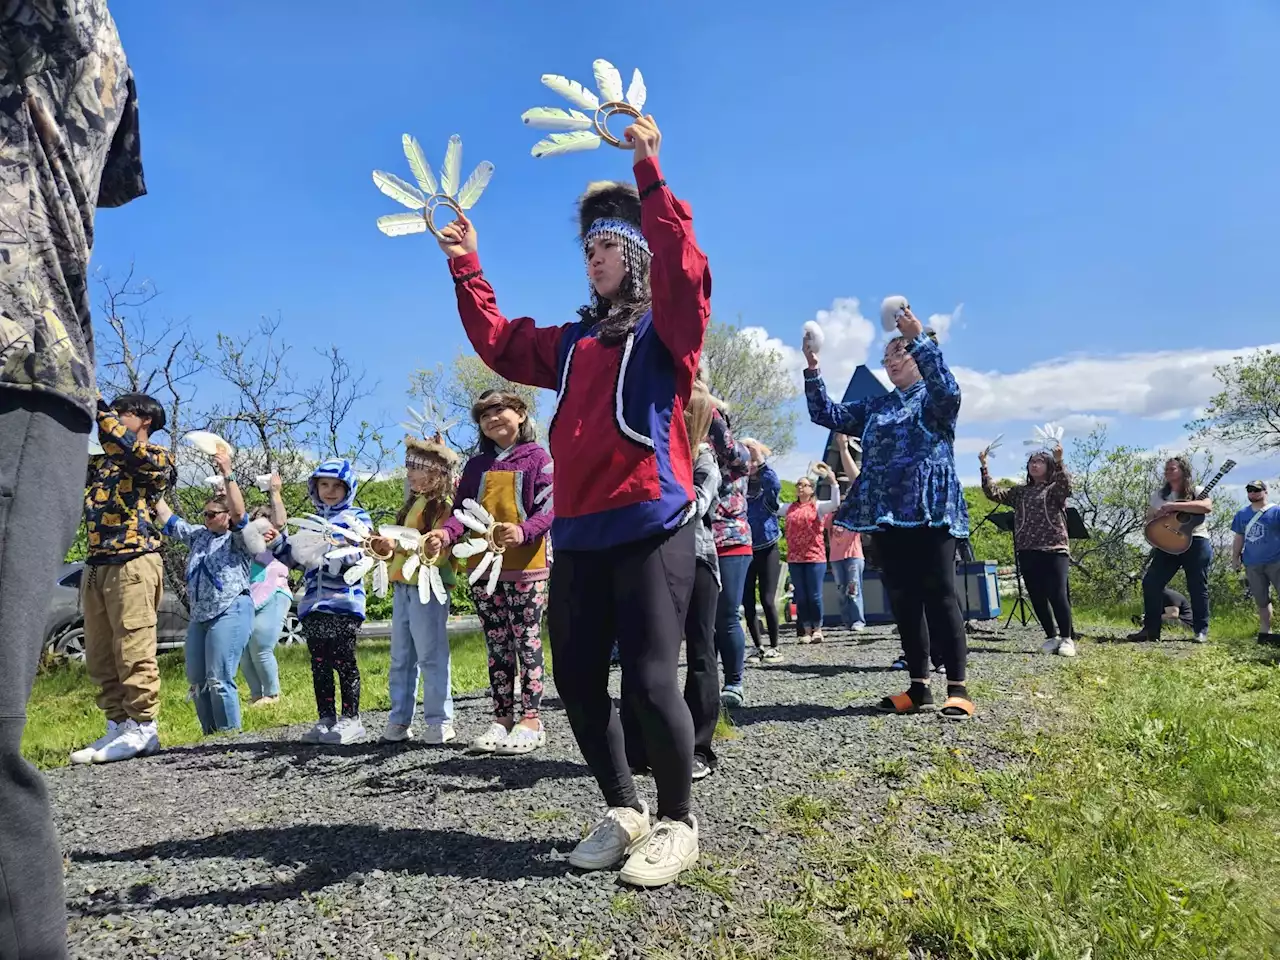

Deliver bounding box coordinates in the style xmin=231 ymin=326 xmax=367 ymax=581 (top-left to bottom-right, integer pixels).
xmin=593 ymin=101 xmax=641 ymax=149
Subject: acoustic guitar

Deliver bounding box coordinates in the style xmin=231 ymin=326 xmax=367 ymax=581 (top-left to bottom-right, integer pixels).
xmin=1143 ymin=459 xmax=1236 ymax=555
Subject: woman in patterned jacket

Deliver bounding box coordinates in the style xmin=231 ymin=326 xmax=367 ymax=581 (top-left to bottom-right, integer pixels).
xmin=804 ymin=304 xmax=973 ymax=721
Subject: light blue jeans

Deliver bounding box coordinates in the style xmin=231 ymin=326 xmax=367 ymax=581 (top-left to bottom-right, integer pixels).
xmin=830 ymin=557 xmax=866 ymax=627
xmin=388 ymin=583 xmax=453 ymax=726
xmin=241 ymin=591 xmax=289 ymax=699
xmin=185 ymin=593 xmax=254 ymax=734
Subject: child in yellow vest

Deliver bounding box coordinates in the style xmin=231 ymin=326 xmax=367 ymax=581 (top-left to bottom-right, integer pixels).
xmin=437 ymin=391 xmax=553 ymax=755
xmin=379 ymin=434 xmax=459 ymax=744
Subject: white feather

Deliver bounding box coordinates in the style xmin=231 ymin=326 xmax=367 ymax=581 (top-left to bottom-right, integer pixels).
xmin=327 ymin=546 xmax=364 ymax=564
xmin=185 ymin=430 xmax=235 ymax=457
xmin=402 ymin=134 xmax=438 ymax=196
xmin=372 ymin=560 xmax=389 ymax=598
xmin=521 ymin=107 xmax=594 ymax=131
xmin=593 ymin=59 xmax=624 ymax=103
xmin=428 ymin=564 xmax=447 ymax=605
xmin=531 ymin=131 xmax=601 ymax=159
xmin=372 ymin=171 xmax=426 ymax=210
xmin=380 ymin=525 xmax=421 ymax=549
xmin=455 ymin=162 xmax=494 ymax=210
xmin=880 ymin=295 xmax=909 ymax=333
xmin=440 ymin=135 xmax=462 ymax=199
xmin=417 ymin=566 xmax=431 ymax=604
xmin=625 ymin=68 xmax=647 ymax=112
xmin=463 ymin=499 xmax=494 ymax=525
xmin=286 ymin=530 xmax=331 ymax=570
xmin=452 ymin=538 xmax=488 ymax=559
xmin=540 ymin=73 xmax=600 ymax=111
xmin=241 ymin=517 xmax=272 ymax=556
xmin=485 ymin=552 xmax=502 ymax=595
xmin=377 ymin=213 xmax=427 ymax=237
xmin=402 ymin=552 xmax=420 ymax=582
xmin=469 ymin=551 xmax=495 ymax=586
xmin=802 ymin=320 xmax=824 ymax=355
xmin=344 ymin=556 xmax=375 ymax=585
xmin=454 ymin=509 xmax=489 ymax=535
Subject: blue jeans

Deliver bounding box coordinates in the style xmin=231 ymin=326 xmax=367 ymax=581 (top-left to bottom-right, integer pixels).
xmin=789 ymin=561 xmax=826 ymax=630
xmin=1143 ymin=538 xmax=1213 ymax=636
xmin=388 ymin=583 xmax=453 ymax=726
xmin=715 ymin=554 xmax=752 ymax=687
xmin=185 ymin=593 xmax=254 ymax=734
xmin=830 ymin=557 xmax=865 ymax=627
xmin=240 ymin=591 xmax=288 ymax=699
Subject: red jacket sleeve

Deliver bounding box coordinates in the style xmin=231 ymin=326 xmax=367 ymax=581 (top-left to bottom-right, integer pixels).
xmin=449 ymin=253 xmax=569 ymax=392
xmin=635 ymin=158 xmax=711 ymax=373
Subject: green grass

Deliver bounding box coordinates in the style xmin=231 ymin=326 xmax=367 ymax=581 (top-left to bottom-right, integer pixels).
xmin=704 ymin=629 xmax=1280 ymax=959
xmin=23 ymin=632 xmax=492 ymax=769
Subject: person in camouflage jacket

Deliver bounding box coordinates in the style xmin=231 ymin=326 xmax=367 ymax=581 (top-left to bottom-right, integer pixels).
xmin=1 ymin=3 xmax=146 ymax=957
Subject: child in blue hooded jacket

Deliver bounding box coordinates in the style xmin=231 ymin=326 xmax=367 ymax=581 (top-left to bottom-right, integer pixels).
xmin=273 ymin=458 xmax=372 ymax=744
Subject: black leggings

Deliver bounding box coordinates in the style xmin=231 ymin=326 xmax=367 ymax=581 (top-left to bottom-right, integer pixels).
xmin=1018 ymin=550 xmax=1073 ymax=640
xmin=624 ymin=558 xmax=720 ymax=770
xmin=302 ymin=612 xmax=362 ymax=720
xmin=743 ymin=543 xmax=781 ymax=648
xmin=874 ymin=527 xmax=967 ymax=683
xmin=549 ymin=523 xmax=696 ymax=822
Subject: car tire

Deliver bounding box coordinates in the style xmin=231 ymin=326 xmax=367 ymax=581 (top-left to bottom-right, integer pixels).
xmin=51 ymin=622 xmax=87 ymax=663
xmin=279 ymin=612 xmax=305 ymax=645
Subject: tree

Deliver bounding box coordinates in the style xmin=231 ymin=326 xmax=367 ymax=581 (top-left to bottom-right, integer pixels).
xmin=1190 ymin=348 xmax=1280 ymax=455
xmin=699 ymin=319 xmax=798 ymax=454
xmin=407 ymin=352 xmax=543 ymax=457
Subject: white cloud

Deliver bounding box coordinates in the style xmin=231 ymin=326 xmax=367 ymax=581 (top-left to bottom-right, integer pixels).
xmin=925 ymin=303 xmax=962 ymax=344
xmin=953 ymin=343 xmax=1279 ymax=424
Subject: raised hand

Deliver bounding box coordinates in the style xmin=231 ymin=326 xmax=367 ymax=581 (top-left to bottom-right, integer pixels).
xmin=624 ymin=115 xmax=661 ymax=164
xmin=436 ymin=211 xmax=477 ymax=259
xmin=269 ymin=472 xmax=282 ymax=494
xmin=897 ymin=305 xmax=924 ymax=341
xmin=212 ymin=449 xmax=233 ymax=478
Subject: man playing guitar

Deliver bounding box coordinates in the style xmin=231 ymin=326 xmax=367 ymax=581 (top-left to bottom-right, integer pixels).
xmin=1128 ymin=456 xmax=1215 ymax=643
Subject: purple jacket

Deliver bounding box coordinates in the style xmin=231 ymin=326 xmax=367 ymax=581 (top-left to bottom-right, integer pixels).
xmin=443 ymin=441 xmax=554 ymax=581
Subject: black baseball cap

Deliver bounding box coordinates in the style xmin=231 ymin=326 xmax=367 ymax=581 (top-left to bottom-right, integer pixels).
xmin=1245 ymin=480 xmax=1268 ymax=493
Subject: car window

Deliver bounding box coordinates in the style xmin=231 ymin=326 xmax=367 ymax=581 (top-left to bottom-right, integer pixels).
xmin=59 ymin=569 xmax=82 ymax=588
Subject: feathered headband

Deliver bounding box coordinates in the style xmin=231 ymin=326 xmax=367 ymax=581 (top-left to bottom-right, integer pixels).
xmin=405 ymin=435 xmax=458 ymax=471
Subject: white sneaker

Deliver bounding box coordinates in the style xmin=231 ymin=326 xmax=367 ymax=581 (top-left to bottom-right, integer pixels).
xmin=320 ymin=716 xmax=366 ymax=745
xmin=496 ymin=723 xmax=545 ymax=755
xmin=1040 ymin=637 xmax=1061 ymax=655
xmin=1194 ymin=631 xmax=1209 ymax=644
xmin=852 ymin=622 xmax=866 ymax=633
xmin=469 ymin=722 xmax=512 ymax=754
xmin=381 ymin=722 xmax=414 ymax=743
xmin=302 ymin=718 xmax=334 ymax=743
xmin=422 ymin=722 xmax=456 ymax=745
xmin=70 ymin=720 xmax=121 ymax=765
xmin=1057 ymin=638 xmax=1077 ymax=658
xmin=762 ymin=647 xmax=782 ymax=661
xmin=619 ymin=816 xmax=700 ymax=888
xmin=94 ymin=719 xmax=159 ymax=763
xmin=568 ymin=802 xmax=650 ymax=871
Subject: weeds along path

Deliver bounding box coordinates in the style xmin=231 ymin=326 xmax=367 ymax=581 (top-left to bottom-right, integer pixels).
xmin=46 ymin=623 xmax=1278 ymax=959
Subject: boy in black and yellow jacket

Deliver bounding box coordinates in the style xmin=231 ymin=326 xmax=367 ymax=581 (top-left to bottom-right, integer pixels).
xmin=71 ymin=393 xmax=176 ymax=765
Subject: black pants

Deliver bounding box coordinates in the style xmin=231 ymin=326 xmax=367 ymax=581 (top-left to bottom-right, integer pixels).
xmin=743 ymin=543 xmax=781 ymax=649
xmin=874 ymin=527 xmax=967 ymax=682
xmin=1018 ymin=550 xmax=1073 ymax=639
xmin=1143 ymin=539 xmax=1212 ymax=637
xmin=550 ymin=523 xmax=696 ymax=822
xmin=302 ymin=613 xmax=362 ymax=719
xmin=624 ymin=559 xmax=720 ymax=770
xmin=1 ymin=390 xmax=91 ymax=960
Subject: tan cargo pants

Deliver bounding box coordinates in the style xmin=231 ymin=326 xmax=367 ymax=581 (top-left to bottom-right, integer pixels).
xmin=81 ymin=554 xmax=164 ymax=722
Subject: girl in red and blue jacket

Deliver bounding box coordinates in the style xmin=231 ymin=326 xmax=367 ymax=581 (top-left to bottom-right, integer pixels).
xmin=434 ymin=116 xmax=708 ymax=888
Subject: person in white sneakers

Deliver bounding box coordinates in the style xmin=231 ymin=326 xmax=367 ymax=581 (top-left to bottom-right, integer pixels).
xmin=1231 ymin=480 xmax=1280 ymax=644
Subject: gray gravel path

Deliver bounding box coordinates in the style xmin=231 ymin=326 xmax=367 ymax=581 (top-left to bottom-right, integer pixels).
xmin=48 ymin=622 xmax=1126 ymax=959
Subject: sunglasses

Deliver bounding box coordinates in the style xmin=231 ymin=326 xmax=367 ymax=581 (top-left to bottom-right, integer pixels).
xmin=204 ymin=510 xmax=228 ymax=520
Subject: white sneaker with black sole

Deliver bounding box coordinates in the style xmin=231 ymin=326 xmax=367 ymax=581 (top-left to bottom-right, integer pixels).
xmin=691 ymin=757 xmax=713 ymax=781
xmin=302 ymin=718 xmax=335 ymax=743
xmin=762 ymin=647 xmax=782 ymax=661
xmin=568 ymin=802 xmax=650 ymax=871
xmin=70 ymin=720 xmax=121 ymax=765
xmin=619 ymin=817 xmax=700 ymax=888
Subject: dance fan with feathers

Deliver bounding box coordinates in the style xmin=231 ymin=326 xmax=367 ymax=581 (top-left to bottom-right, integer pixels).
xmin=285 ymin=513 xmax=393 ymax=599
xmin=401 ymin=398 xmax=459 ymax=443
xmin=521 ymin=59 xmax=647 ymax=158
xmin=185 ymin=430 xmax=235 ymax=457
xmin=373 ymin=134 xmax=494 ymax=239
xmin=880 ymin=296 xmax=909 ymax=333
xmin=451 ymin=462 xmax=554 ymax=596
xmin=1024 ymin=422 xmax=1065 ymax=451
xmin=979 ymin=433 xmax=1005 ymax=460
xmin=376 ymin=525 xmax=449 ymax=605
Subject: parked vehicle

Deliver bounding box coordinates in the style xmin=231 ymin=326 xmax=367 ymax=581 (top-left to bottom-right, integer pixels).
xmin=44 ymin=562 xmax=304 ymax=662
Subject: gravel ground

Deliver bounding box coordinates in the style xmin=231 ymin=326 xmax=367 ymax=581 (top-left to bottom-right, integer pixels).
xmin=48 ymin=621 xmax=1131 ymax=959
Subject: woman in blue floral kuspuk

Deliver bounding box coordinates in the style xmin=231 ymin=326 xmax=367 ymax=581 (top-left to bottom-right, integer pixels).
xmin=802 ymin=304 xmax=973 ymax=720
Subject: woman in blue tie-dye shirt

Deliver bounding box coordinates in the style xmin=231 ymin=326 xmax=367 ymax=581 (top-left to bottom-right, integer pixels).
xmin=803 ymin=308 xmax=972 ymax=721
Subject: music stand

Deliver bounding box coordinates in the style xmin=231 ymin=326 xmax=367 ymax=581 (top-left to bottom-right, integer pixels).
xmin=984 ymin=509 xmax=1033 ymax=627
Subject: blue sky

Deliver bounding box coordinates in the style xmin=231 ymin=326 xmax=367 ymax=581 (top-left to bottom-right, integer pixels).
xmin=95 ymin=1 xmax=1280 ymax=490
